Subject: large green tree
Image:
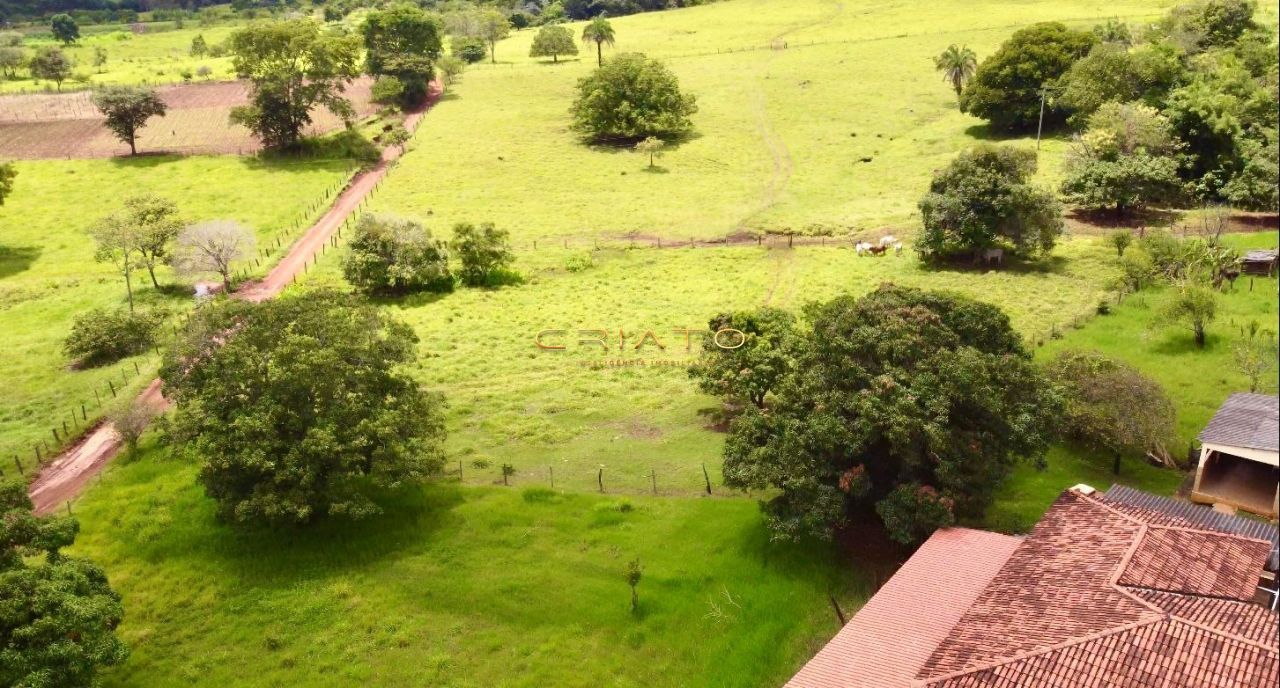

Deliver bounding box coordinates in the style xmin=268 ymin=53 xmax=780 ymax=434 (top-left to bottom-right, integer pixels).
xmin=1058 ymin=42 xmax=1186 ymax=122
xmin=720 ymin=285 xmax=1061 ymax=543
xmin=91 ymin=85 xmax=168 ymax=156
xmin=49 ymin=13 xmax=79 ymax=45
xmin=161 ymin=292 xmax=447 ymax=526
xmin=960 ymin=22 xmax=1096 ymax=131
xmin=917 ymin=144 xmax=1064 ymax=260
xmin=228 ymin=20 xmax=362 ymax=150
xmin=530 ymin=23 xmax=578 ymax=63
xmin=1045 ymin=350 xmax=1176 ymax=464
xmin=362 ymin=4 xmax=443 ymax=108
xmin=571 ymin=52 xmax=697 ymax=142
xmin=0 ymin=479 xmax=128 ymax=687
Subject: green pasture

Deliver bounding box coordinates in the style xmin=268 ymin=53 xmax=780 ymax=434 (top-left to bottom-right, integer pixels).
xmin=3 ymin=23 xmax=241 ymax=94
xmin=374 ymin=0 xmax=1247 ymax=242
xmin=297 ymin=233 xmax=1122 ymax=494
xmin=0 ymin=155 xmax=351 ymax=467
xmin=72 ymin=447 xmax=877 ymax=688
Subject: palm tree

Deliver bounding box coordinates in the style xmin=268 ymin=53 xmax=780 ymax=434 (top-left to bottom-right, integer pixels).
xmin=581 ymin=16 xmax=616 ymax=67
xmin=934 ymin=44 xmax=977 ymax=98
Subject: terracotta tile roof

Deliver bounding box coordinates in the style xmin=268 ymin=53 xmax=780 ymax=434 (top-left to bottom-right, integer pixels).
xmin=1131 ymin=589 xmax=1280 ymax=646
xmin=1118 ymin=526 xmax=1270 ymax=599
xmin=918 ymin=492 xmax=1158 ymax=677
xmin=784 ymin=528 xmax=1021 ymax=688
xmin=786 ymin=488 xmax=1279 ymax=688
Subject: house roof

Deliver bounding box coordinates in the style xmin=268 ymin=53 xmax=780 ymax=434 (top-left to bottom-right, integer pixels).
xmin=784 ymin=528 xmax=1021 ymax=688
xmin=1101 ymin=484 xmax=1279 ymax=571
xmin=1198 ymin=393 xmax=1279 ymax=453
xmin=786 ymin=488 xmax=1279 ymax=688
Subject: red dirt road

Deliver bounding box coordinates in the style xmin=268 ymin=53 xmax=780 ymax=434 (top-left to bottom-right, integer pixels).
xmin=28 ymin=86 xmax=440 ymax=515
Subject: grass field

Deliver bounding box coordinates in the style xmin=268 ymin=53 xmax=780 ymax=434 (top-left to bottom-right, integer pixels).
xmin=296 ymin=234 xmax=1124 ymax=494
xmin=0 ymin=155 xmax=352 ymax=470
xmin=72 ymin=445 xmax=878 ymax=688
xmin=372 ymin=0 xmax=1280 ymax=241
xmin=2 ymin=22 xmax=241 ymax=94
xmin=9 ymin=1 xmax=1278 ymax=686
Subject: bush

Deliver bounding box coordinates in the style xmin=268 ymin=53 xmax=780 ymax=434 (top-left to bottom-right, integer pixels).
xmin=370 ymin=75 xmax=405 ymax=109
xmin=570 ymin=53 xmax=697 ymax=142
xmin=452 ymin=36 xmax=487 ymax=63
xmin=343 ymin=214 xmax=453 ymax=295
xmin=453 ymin=222 xmax=517 ymax=287
xmin=64 ymin=308 xmax=162 ymax=367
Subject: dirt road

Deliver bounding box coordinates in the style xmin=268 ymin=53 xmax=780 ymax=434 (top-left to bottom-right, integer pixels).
xmin=28 ymin=87 xmax=439 ymax=515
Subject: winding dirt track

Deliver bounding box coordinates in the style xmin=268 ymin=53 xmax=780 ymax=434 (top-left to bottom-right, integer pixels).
xmin=28 ymin=86 xmax=440 ymax=515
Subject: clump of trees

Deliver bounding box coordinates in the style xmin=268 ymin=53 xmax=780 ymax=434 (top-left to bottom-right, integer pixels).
xmin=959 ymin=22 xmax=1096 ymax=131
xmin=442 ymin=5 xmax=510 ymax=63
xmin=1060 ymin=102 xmax=1184 ymax=217
xmin=64 ymin=308 xmax=163 ymax=368
xmin=91 ymin=85 xmax=168 ymax=156
xmin=161 ymin=292 xmax=447 ymax=526
xmin=571 ymin=53 xmax=697 ymax=142
xmin=0 ymin=161 xmax=14 ymax=206
xmin=362 ymin=4 xmax=443 ymax=109
xmin=959 ymin=0 xmax=1277 ymax=211
xmin=530 ymin=23 xmax=578 ymax=62
xmin=0 ymin=478 xmax=128 ymax=687
xmin=716 ymin=285 xmax=1061 ymax=543
xmin=1044 ymin=350 xmax=1176 ymax=469
xmin=917 ymin=144 xmax=1064 ymax=261
xmin=343 ymin=214 xmax=453 ymax=294
xmin=228 ymin=20 xmax=361 ymax=150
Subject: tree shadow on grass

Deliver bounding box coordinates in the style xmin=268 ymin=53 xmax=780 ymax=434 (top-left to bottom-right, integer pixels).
xmin=920 ymin=252 xmax=1071 ymax=276
xmin=1148 ymin=329 xmax=1219 ymax=356
xmin=200 ymin=482 xmax=467 ymax=587
xmin=730 ymin=503 xmax=907 ymax=588
xmin=583 ymin=129 xmax=703 ymax=155
xmin=1066 ymin=207 xmax=1182 ymax=232
xmin=0 ymin=244 xmax=41 ymax=279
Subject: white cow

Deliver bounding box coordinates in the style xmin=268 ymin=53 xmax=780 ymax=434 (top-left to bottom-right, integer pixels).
xmin=981 ymin=248 xmax=1004 ymax=266
xmin=855 ymin=241 xmax=873 ymax=256
xmin=879 ymin=235 xmax=897 ymax=247
xmin=892 ymin=241 xmax=904 ymax=256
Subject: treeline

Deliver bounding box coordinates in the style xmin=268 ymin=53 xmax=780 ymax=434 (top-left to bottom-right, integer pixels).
xmin=951 ymin=0 xmax=1278 ymax=213
xmin=0 ymin=1 xmax=243 ymax=25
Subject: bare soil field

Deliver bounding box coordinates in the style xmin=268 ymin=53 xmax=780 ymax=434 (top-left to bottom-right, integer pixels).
xmin=0 ymin=78 xmax=376 ymax=159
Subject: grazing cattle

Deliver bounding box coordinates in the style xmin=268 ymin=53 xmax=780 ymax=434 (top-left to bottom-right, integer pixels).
xmin=855 ymin=241 xmax=872 ymax=255
xmin=868 ymin=245 xmax=888 ymax=256
xmin=892 ymin=241 xmax=904 ymax=256
xmin=879 ymin=235 xmax=896 ymax=246
xmin=981 ymin=248 xmax=1004 ymax=266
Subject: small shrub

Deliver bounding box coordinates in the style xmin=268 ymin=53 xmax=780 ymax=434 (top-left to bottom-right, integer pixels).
xmin=64 ymin=308 xmax=162 ymax=367
xmin=522 ymin=487 xmax=560 ymax=503
xmin=564 ymin=253 xmax=593 ymax=273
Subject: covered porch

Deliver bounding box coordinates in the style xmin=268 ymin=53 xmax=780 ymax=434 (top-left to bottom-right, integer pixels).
xmin=1192 ymin=446 xmax=1279 ymax=519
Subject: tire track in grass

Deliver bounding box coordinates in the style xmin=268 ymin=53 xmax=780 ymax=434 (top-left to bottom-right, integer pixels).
xmin=27 ymin=84 xmax=445 ymax=515
xmin=735 ymin=1 xmax=845 ymax=232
